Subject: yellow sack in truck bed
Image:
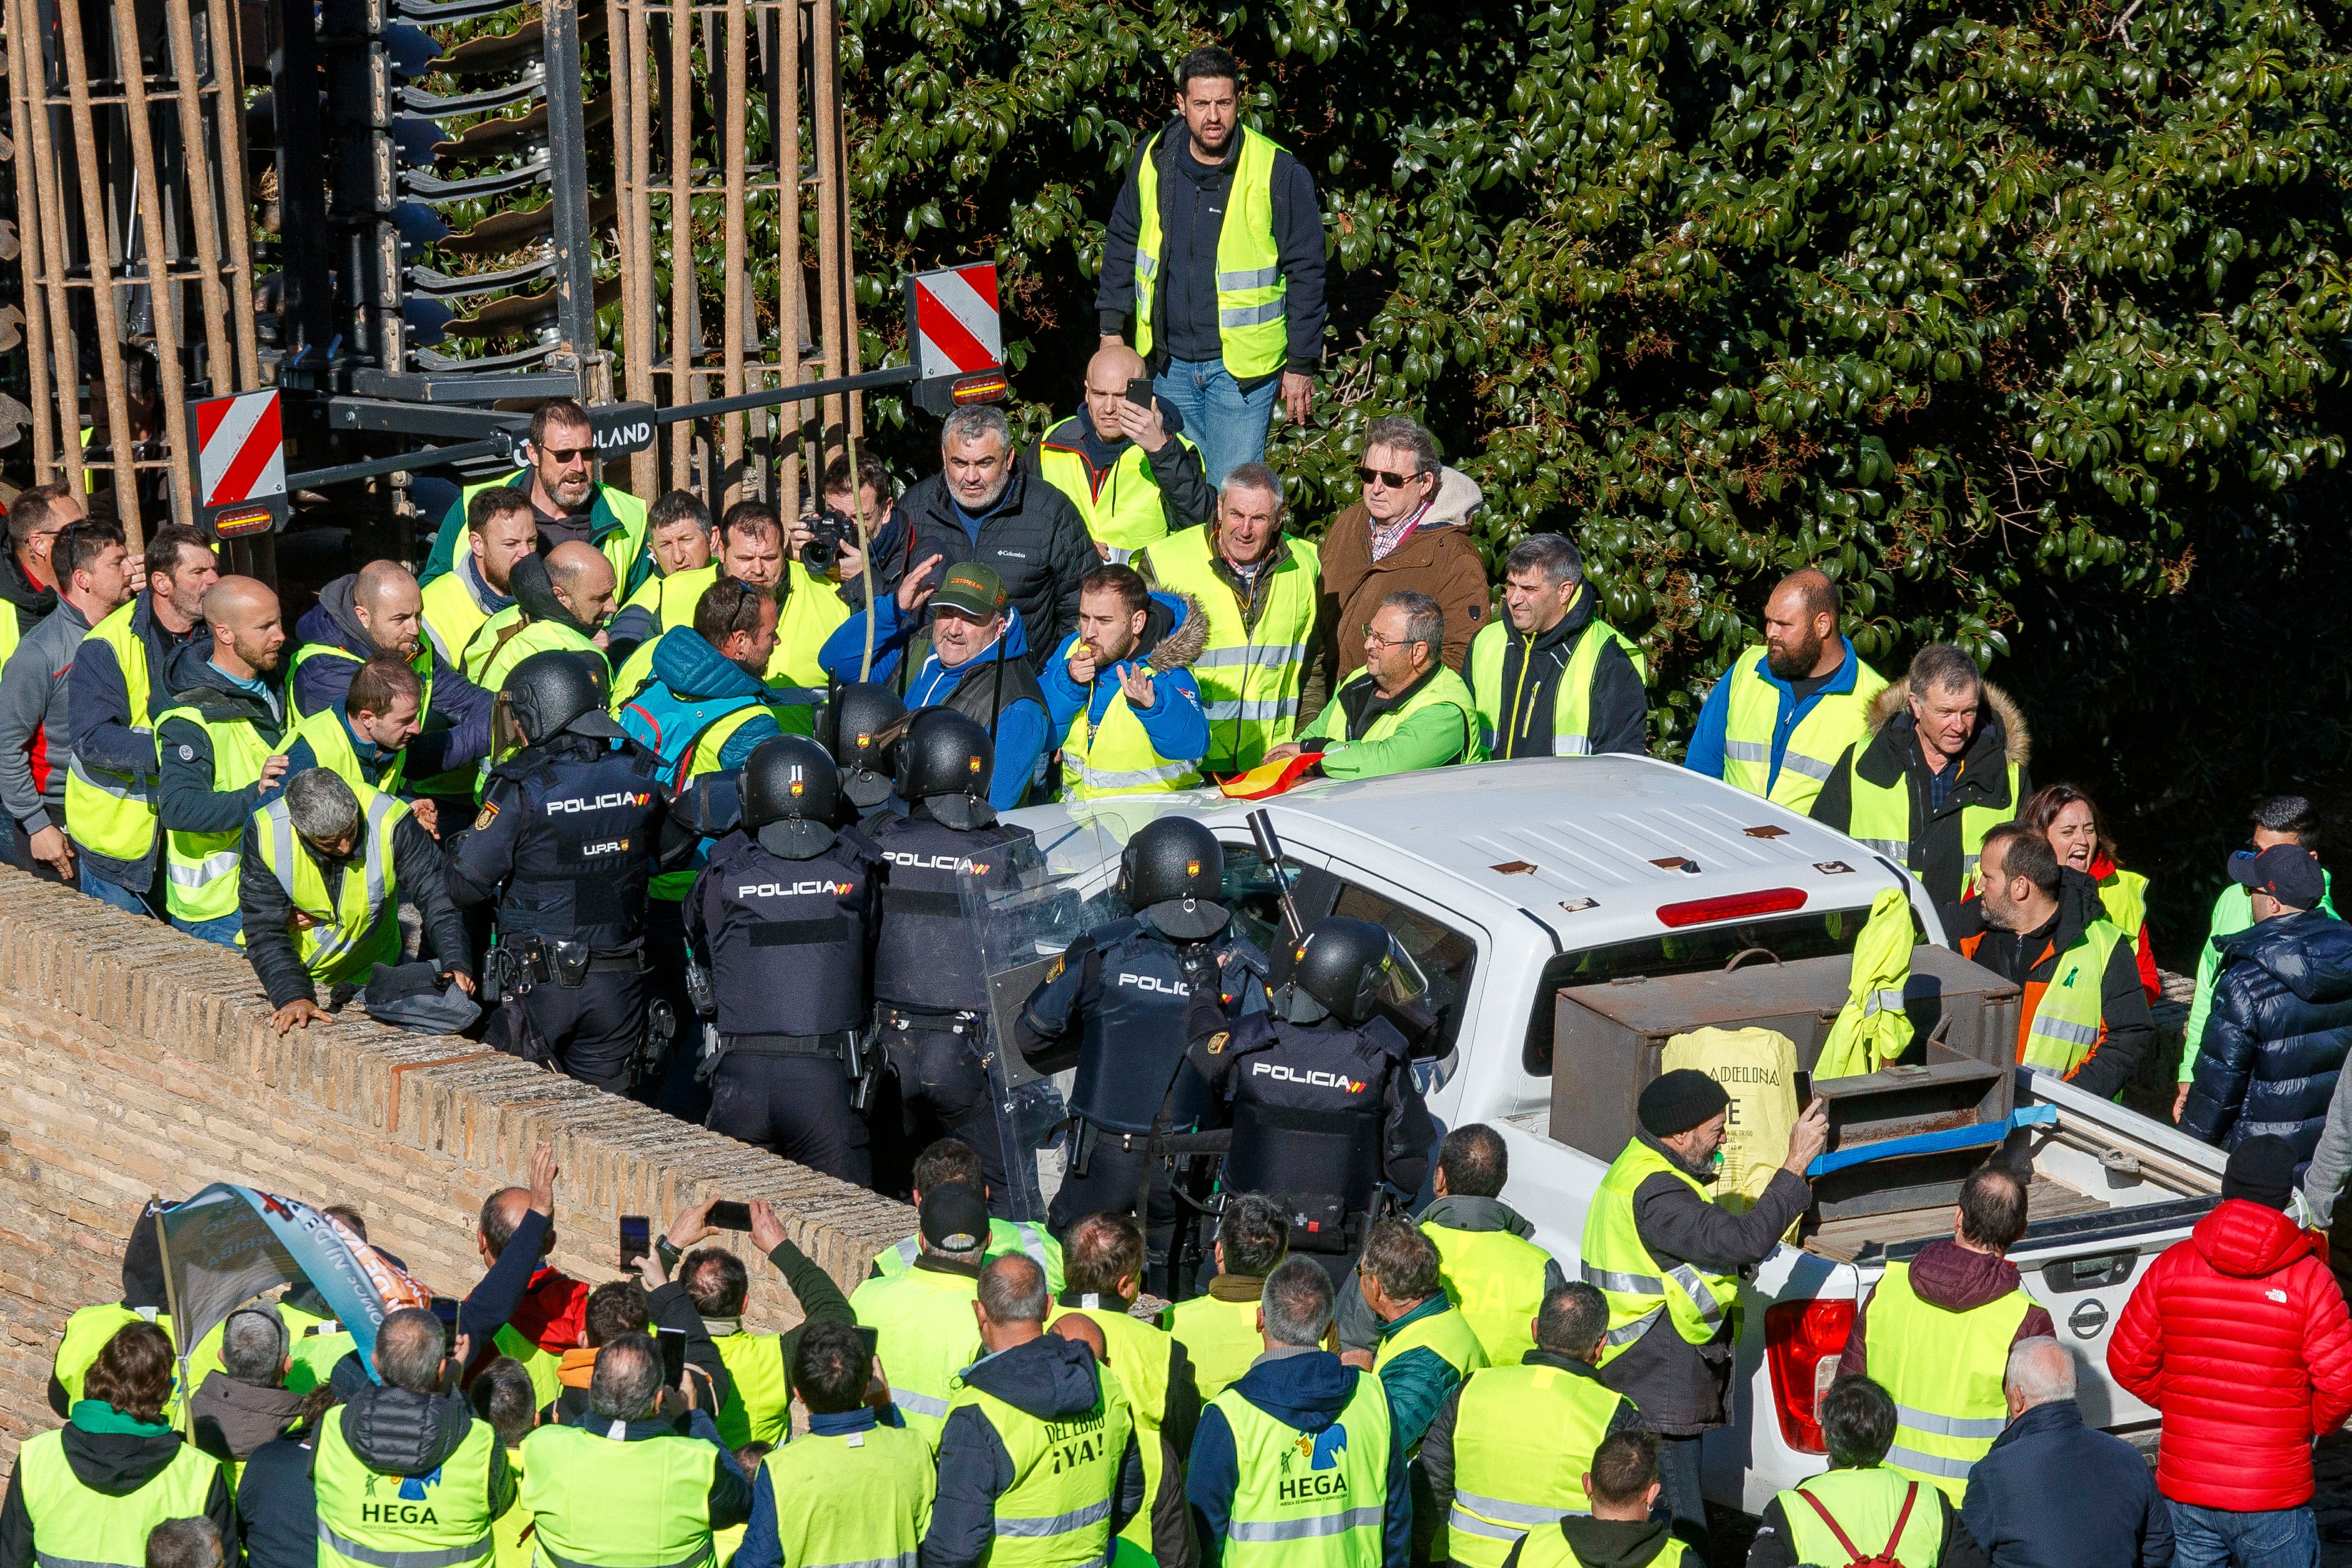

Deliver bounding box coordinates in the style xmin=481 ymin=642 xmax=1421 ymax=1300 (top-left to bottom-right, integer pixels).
xmin=1662 ymin=1026 xmax=1800 ymax=1213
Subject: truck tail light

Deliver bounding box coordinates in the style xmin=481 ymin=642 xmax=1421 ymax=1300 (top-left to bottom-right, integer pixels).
xmin=1655 ymin=887 xmax=1808 ymax=928
xmin=1764 ymin=1298 xmax=1855 ymax=1453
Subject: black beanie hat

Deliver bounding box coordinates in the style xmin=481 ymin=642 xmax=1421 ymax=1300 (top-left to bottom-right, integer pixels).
xmin=2222 ymin=1134 xmax=2298 ymax=1212
xmin=1639 ymin=1069 xmax=1732 ymax=1139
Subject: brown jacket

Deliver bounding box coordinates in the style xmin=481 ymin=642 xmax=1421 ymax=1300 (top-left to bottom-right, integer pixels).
xmin=1311 ymin=468 xmax=1492 ymax=718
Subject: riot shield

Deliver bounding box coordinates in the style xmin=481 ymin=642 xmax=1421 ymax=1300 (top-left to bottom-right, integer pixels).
xmin=960 ymin=816 xmax=1125 ymax=1218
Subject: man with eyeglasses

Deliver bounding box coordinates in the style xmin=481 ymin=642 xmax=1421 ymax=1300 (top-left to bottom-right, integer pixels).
xmin=1268 ymin=590 xmax=1483 ymax=780
xmin=0 ymin=484 xmax=83 ymax=667
xmin=420 ymin=398 xmax=657 ymax=604
xmin=1313 ymin=416 xmax=1490 ymax=714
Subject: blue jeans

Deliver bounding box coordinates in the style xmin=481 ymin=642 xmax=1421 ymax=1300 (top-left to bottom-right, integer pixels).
xmin=171 ymin=913 xmax=243 ymax=949
xmin=78 ymin=859 xmax=161 ymax=918
xmin=2168 ymin=1501 xmax=2320 ymax=1568
xmin=1154 ymin=358 xmax=1279 ymax=488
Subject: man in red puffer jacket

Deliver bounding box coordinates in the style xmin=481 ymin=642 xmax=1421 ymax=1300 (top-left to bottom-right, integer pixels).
xmin=2109 ymin=1134 xmax=2352 ymax=1568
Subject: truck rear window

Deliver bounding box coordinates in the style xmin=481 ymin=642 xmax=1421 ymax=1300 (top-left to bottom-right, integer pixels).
xmin=1521 ymin=908 xmax=1874 ymax=1076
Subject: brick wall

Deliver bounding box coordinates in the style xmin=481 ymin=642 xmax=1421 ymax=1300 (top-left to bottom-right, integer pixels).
xmin=0 ymin=863 xmax=913 ymax=1466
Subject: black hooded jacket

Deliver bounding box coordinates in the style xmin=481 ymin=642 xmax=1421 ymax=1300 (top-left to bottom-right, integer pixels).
xmin=0 ymin=545 xmax=57 ymax=639
xmin=0 ymin=1414 xmax=240 ymax=1568
xmin=1478 ymin=587 xmax=1649 ymax=760
xmin=1945 ymin=867 xmax=2155 ymax=1100
xmin=923 ymin=1333 xmax=1147 ymax=1568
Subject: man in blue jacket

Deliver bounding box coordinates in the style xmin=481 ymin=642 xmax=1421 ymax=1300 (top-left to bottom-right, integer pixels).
xmin=1042 ymin=566 xmax=1210 ymax=801
xmin=1188 ymin=1255 xmax=1411 ymax=1568
xmin=1683 ymin=568 xmax=1886 ymax=815
xmin=1960 ymin=1336 xmax=2172 ymax=1567
xmin=820 ymin=559 xmax=1049 ymax=811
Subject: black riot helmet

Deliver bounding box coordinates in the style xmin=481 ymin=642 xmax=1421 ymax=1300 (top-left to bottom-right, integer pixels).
xmin=1118 ymin=815 xmax=1227 ymax=941
xmin=820 ymin=682 xmax=907 ymax=810
xmin=895 ymin=708 xmax=996 ymax=830
xmin=501 ymin=650 xmax=625 ymax=747
xmin=1270 ymin=915 xmax=1414 ymax=1028
xmin=740 ymin=735 xmax=840 ymax=860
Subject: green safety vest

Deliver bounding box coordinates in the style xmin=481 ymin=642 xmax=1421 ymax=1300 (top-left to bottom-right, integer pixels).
xmin=945 ymin=1360 xmax=1131 ymax=1568
xmin=315 ymin=1406 xmax=502 ymax=1568
xmin=848 ymin=1267 xmax=984 ymax=1451
xmin=0 ymin=590 xmax=28 ymax=668
xmin=66 ymin=600 xmax=162 ymax=862
xmin=16 ymin=1422 xmax=217 ymax=1568
xmin=54 ymin=1305 xmax=174 ymax=1410
xmin=1717 ymin=646 xmax=1888 ymax=813
xmin=757 ymin=1421 xmax=934 ymax=1568
xmin=464 ymin=612 xmax=611 ymax=695
xmin=152 ymin=700 xmax=283 ymax=923
xmin=519 ymin=1423 xmax=715 ymax=1568
xmin=285 ymin=1310 xmax=356 ymax=1396
xmin=449 ymin=481 xmax=653 ymax=604
xmin=421 ymin=562 xmax=502 ymax=672
xmin=1447 ymin=1363 xmax=1627 ymax=1568
xmin=1422 ymin=1222 xmax=1554 ymax=1368
xmin=1159 ymin=1293 xmax=1260 ymax=1403
xmin=1512 ymin=1527 xmax=1691 ymax=1568
xmin=1047 ymin=1303 xmax=1174 ymax=1565
xmin=1037 ymin=434 xmax=1202 ymax=554
xmin=1776 ymin=1467 xmax=1944 ymax=1568
xmin=493 ymin=1325 xmax=565 ymax=1414
xmin=1466 ymin=612 xmax=1647 ymax=759
xmin=1313 ymin=666 xmax=1485 ymax=775
xmin=1133 ymin=127 xmax=1290 ymax=380
xmin=872 ymin=1219 xmax=1065 ymax=1293
xmin=1212 ymin=1364 xmax=1389 ymax=1568
xmin=1061 ymin=685 xmax=1202 ymax=800
xmin=1865 ymin=1258 xmax=2029 ymax=1503
xmin=1142 ymin=527 xmax=1320 ymax=773
xmin=1579 ymin=1140 xmax=1740 ymax=1365
xmin=1843 ymin=754 xmax=2021 ymax=886
xmin=248 ymin=787 xmax=406 ymax=985
xmin=2008 ymin=916 xmax=2127 ymax=1077
xmin=2099 ymin=868 xmax=2149 ymax=938
xmin=285 ymin=702 xmax=407 ymax=802
xmin=708 ymin=1332 xmax=791 ymax=1450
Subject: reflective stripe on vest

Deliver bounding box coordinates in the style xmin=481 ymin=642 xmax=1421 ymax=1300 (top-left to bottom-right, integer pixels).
xmin=1213 ymin=1366 xmax=1390 ymax=1565
xmin=1061 ymin=687 xmax=1202 ymax=799
xmin=313 ymin=1405 xmax=500 ymax=1568
xmin=252 ymin=788 xmax=404 ymax=982
xmin=519 ymin=1423 xmax=717 ymax=1568
xmin=1142 ymin=526 xmax=1319 ymax=773
xmin=1864 ymin=1258 xmax=2030 ymax=1502
xmin=290 ymin=700 xmax=406 ymax=801
xmin=847 ymin=1267 xmax=983 ymax=1451
xmin=18 ymin=1426 xmax=217 ymax=1568
xmin=1578 ymin=1140 xmax=1740 ymax=1364
xmin=1843 ymin=757 xmax=2021 ymax=881
xmin=2019 ymin=918 xmax=2126 ymax=1075
xmin=1775 ymin=1468 xmax=1943 ymax=1568
xmin=1422 ymin=1221 xmax=1555 ymax=1368
xmin=1466 ymin=609 xmax=1645 ymax=760
xmin=1132 ymin=127 xmax=1289 ymax=380
xmin=64 ymin=600 xmax=160 ymax=861
xmin=755 ymin=1426 xmax=933 ymax=1568
xmin=1037 ymin=438 xmax=1196 ymax=553
xmin=1446 ymin=1363 xmax=1624 ymax=1568
xmin=1716 ymin=646 xmax=1886 ymax=811
xmin=154 ymin=702 xmax=282 ymax=921
xmin=946 ymin=1368 xmax=1130 ymax=1568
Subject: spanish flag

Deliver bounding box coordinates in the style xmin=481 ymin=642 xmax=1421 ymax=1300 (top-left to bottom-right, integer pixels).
xmin=1219 ymin=754 xmax=1318 ymax=800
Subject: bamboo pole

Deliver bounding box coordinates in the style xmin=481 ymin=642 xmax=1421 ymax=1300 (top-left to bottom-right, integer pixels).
xmin=810 ymin=0 xmax=841 ymax=448
xmin=607 ymin=0 xmax=654 ymax=494
xmin=51 ymin=0 xmax=143 ymax=541
xmin=160 ymin=0 xmax=232 ymax=397
xmin=7 ymin=0 xmax=57 ymax=478
xmin=199 ymin=0 xmax=258 ymax=383
xmin=114 ymin=0 xmax=198 ymax=525
xmin=665 ymin=0 xmax=693 ymax=489
xmin=17 ymin=0 xmax=81 ymax=492
xmin=719 ymin=0 xmax=745 ymax=473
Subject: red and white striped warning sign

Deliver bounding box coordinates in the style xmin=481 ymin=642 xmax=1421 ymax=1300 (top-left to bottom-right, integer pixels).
xmin=194 ymin=390 xmax=287 ymax=509
xmin=909 ymin=262 xmax=1002 ymax=379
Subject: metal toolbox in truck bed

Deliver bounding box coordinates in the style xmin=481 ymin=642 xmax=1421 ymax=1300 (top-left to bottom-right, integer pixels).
xmin=1548 ymin=944 xmax=2023 ymax=1215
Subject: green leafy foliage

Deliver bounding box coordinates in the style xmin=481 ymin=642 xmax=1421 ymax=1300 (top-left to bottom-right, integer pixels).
xmin=835 ymin=0 xmax=2352 ymax=951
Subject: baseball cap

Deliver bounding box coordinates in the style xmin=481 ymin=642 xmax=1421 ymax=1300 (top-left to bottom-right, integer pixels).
xmin=2229 ymin=843 xmax=2325 ymax=911
xmin=932 ymin=562 xmax=1008 ymax=620
xmin=919 ymin=1184 xmax=991 ymax=1257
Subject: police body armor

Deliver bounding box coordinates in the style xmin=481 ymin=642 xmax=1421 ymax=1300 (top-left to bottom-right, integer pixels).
xmin=483 ymin=739 xmax=665 ymax=952
xmin=1217 ymin=1014 xmax=1407 ymax=1253
xmin=699 ymin=829 xmax=872 ymax=1038
xmin=870 ymin=810 xmax=1031 ymax=1012
xmin=1062 ymin=916 xmax=1222 ymax=1136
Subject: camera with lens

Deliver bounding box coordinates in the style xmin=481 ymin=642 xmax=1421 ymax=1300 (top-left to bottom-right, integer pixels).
xmin=800 ymin=505 xmax=855 ymax=576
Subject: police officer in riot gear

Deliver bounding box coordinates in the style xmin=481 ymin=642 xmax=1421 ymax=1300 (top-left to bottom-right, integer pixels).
xmin=1183 ymin=914 xmax=1437 ymax=1285
xmin=448 ymin=650 xmax=680 ymax=1092
xmin=818 ymin=682 xmax=908 ymax=822
xmin=868 ymin=709 xmax=1034 ymax=1207
xmin=687 ymin=734 xmax=881 ymax=1183
xmin=1017 ymin=816 xmax=1262 ymax=1289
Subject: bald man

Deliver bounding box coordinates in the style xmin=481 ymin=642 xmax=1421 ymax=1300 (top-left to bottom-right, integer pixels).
xmin=460 ymin=543 xmax=617 ymax=693
xmin=1026 ymin=342 xmax=1213 ymax=557
xmin=156 ymin=577 xmax=292 ymax=945
xmin=289 ymin=559 xmax=494 ymax=797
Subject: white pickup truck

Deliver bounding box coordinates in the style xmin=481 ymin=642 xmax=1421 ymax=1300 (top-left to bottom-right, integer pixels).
xmin=1005 ymin=754 xmax=2222 ymax=1513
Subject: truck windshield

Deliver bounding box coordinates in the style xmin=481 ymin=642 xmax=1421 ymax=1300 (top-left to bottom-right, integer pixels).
xmin=1521 ymin=908 xmax=1873 ymax=1076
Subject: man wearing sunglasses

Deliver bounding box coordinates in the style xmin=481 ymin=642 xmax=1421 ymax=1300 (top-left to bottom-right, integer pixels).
xmin=1312 ymin=416 xmax=1491 ymax=705
xmin=1269 ymin=590 xmax=1482 ymax=781
xmin=420 ymin=399 xmax=657 ymax=607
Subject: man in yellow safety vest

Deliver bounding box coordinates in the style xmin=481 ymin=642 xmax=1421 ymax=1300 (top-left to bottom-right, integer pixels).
xmin=0 ymin=483 xmax=82 ymax=664
xmin=1684 ymin=566 xmax=1886 ymax=816
xmin=1269 ymin=591 xmax=1482 ymax=781
xmin=1030 ymin=343 xmax=1213 ymax=557
xmin=1752 ymin=1377 xmax=1966 ymax=1567
xmin=421 ymin=399 xmax=655 ymax=600
xmin=730 ymin=1321 xmax=934 ymax=1568
xmin=1579 ymin=1069 xmax=1826 ymax=1555
xmin=154 ymin=577 xmax=291 ymax=947
xmin=607 ymin=491 xmax=717 ymax=665
xmin=1495 ymin=1430 xmax=1691 ymax=1568
xmin=1833 ymin=1164 xmax=2052 ymax=1503
xmin=1042 ymin=563 xmax=1209 ymax=800
xmin=463 ymin=545 xmax=617 ymax=697
xmin=676 ymin=1197 xmax=858 ymax=1451
xmin=1159 ymin=1192 xmax=1287 ymax=1403
xmin=1095 ymin=45 xmax=1326 ymax=484
xmin=422 ymin=489 xmax=540 ymax=671
xmin=1468 ymin=534 xmax=1649 ymax=760
xmin=1348 ymin=1217 xmax=1488 ymax=1472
